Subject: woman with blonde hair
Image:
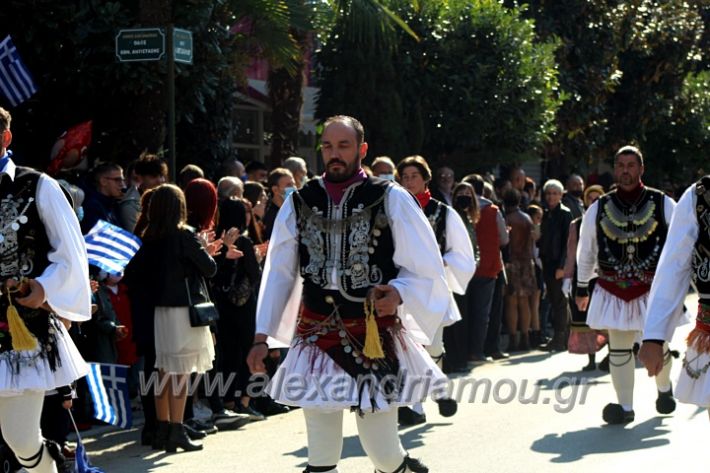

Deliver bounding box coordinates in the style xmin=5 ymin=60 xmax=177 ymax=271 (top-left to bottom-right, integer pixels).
xmin=125 ymin=184 xmax=218 ymax=453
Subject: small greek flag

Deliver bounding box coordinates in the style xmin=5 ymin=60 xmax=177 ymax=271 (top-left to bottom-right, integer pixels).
xmin=68 ymin=410 xmax=106 ymax=473
xmin=85 ymin=363 xmax=132 ymax=429
xmin=0 ymin=35 xmax=37 ymax=107
xmin=85 ymin=220 xmax=141 ymax=276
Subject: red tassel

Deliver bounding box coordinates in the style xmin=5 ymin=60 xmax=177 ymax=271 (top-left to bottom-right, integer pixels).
xmin=687 ymin=328 xmax=710 ymax=354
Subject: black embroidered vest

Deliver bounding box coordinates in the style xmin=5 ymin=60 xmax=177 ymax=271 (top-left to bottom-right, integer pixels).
xmin=693 ymin=176 xmax=710 ymax=308
xmin=595 ymin=187 xmax=668 ymax=289
xmin=294 ymin=177 xmax=398 ymax=310
xmin=0 ymin=167 xmax=60 ymax=362
xmin=424 ymin=198 xmax=447 ymax=255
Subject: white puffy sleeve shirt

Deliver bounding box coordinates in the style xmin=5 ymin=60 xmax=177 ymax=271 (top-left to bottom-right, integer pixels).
xmin=644 ymin=184 xmax=697 ymax=341
xmin=443 ymin=207 xmax=476 ymax=295
xmin=256 ymin=182 xmax=450 ymax=347
xmin=1 ymin=159 xmax=91 ymax=322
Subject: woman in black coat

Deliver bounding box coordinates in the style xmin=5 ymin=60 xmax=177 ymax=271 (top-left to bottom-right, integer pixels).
xmin=124 ymin=184 xmax=218 ymax=453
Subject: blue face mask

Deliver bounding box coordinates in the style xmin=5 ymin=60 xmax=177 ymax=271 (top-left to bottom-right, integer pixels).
xmin=76 ymin=206 xmax=84 ymax=222
xmin=284 ymin=187 xmax=296 ymax=199
xmin=379 ymin=173 xmax=395 ymax=181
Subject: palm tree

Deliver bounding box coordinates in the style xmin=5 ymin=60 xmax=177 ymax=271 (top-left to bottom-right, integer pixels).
xmin=265 ymin=0 xmax=418 ymax=168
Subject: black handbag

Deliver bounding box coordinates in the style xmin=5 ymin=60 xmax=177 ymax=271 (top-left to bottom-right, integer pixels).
xmin=185 ymin=277 xmax=219 ymax=327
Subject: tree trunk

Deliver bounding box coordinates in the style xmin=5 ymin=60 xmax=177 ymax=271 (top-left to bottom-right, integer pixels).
xmin=267 ymin=30 xmax=306 ymax=169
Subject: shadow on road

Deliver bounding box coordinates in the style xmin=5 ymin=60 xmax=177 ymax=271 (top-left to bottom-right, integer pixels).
xmin=285 ymin=421 xmax=452 ymax=468
xmin=535 ymin=370 xmax=609 ymax=391
xmin=81 ymin=427 xmax=170 ymax=472
xmin=530 ymin=416 xmax=670 ymax=462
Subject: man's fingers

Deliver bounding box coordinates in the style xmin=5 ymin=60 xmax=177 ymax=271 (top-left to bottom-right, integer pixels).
xmin=654 ymin=360 xmax=664 ymax=376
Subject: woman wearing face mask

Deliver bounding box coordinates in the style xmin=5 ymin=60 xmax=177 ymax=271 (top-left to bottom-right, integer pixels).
xmin=447 ymin=182 xmax=482 ymax=372
xmin=396 ymin=156 xmax=476 ymax=425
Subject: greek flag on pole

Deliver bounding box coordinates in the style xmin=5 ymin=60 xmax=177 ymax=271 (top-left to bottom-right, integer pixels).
xmin=86 ymin=363 xmax=132 ymax=429
xmin=85 ymin=220 xmax=141 ymax=276
xmin=0 ymin=35 xmax=37 ymax=107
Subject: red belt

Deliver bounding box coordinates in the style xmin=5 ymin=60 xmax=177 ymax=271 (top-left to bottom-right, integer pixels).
xmin=297 ymin=307 xmax=399 ymax=351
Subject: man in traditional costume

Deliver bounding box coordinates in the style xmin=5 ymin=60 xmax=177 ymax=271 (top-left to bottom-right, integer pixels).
xmin=576 ymin=145 xmax=681 ymax=424
xmin=395 ymin=155 xmax=475 ymax=425
xmin=639 ymin=176 xmax=709 ymax=417
xmin=0 ymin=107 xmax=90 ymax=472
xmin=247 ymin=116 xmax=450 ymax=473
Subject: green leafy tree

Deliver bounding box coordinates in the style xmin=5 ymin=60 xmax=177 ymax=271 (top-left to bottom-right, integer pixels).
xmin=315 ymin=0 xmax=561 ymax=170
xmin=516 ymin=0 xmax=707 ymax=182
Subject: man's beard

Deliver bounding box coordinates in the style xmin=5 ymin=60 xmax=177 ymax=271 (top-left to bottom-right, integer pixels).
xmin=325 ymin=158 xmax=360 ymax=183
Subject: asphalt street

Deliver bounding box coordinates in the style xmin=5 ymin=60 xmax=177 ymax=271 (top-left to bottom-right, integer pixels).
xmin=81 ymin=293 xmax=705 ymax=473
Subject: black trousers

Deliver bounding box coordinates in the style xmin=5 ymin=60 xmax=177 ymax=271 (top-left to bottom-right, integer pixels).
xmin=41 ymin=393 xmax=69 ymax=446
xmin=443 ymin=293 xmax=469 ymax=371
xmin=543 ymin=274 xmax=570 ymax=337
xmin=484 ymin=272 xmax=506 ymax=355
xmin=139 ymin=348 xmax=158 ymax=431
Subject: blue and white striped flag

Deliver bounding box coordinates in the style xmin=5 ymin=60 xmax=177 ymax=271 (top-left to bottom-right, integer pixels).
xmin=0 ymin=35 xmax=37 ymax=107
xmin=84 ymin=220 xmax=141 ymax=276
xmin=85 ymin=363 xmax=133 ymax=429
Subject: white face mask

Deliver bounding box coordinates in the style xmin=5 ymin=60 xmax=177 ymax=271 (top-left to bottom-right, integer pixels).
xmin=379 ymin=173 xmax=395 ymax=181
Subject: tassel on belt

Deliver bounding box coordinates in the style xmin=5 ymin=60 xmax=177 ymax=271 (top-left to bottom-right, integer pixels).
xmin=298 ymin=306 xmax=398 ymax=360
xmin=1 ymin=279 xmax=40 ymax=352
xmin=687 ymin=303 xmax=710 ymax=354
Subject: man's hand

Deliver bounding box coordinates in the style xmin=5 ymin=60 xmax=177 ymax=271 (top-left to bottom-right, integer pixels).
xmin=638 ymin=342 xmax=665 ymax=377
xmin=576 ymin=296 xmax=589 ymax=312
xmin=247 ymin=335 xmax=269 ymax=374
xmin=562 ymin=278 xmax=572 ymax=297
xmin=15 ymin=279 xmax=46 ymax=309
xmin=555 ymin=268 xmax=565 ymax=280
xmin=372 ymin=285 xmax=402 ymax=317
xmin=62 ymin=399 xmax=73 ymax=410
xmin=115 ymin=325 xmax=128 ymax=340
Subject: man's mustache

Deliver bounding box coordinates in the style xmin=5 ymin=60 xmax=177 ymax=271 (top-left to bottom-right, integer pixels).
xmin=328 ymin=160 xmax=347 ymax=167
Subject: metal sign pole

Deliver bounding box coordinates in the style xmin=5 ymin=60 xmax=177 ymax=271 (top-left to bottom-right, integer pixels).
xmin=166 ymin=24 xmax=177 ymax=183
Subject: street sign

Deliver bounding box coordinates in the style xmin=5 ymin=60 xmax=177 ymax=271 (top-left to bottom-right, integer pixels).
xmin=115 ymin=28 xmax=165 ymax=62
xmin=173 ymin=28 xmax=193 ymax=64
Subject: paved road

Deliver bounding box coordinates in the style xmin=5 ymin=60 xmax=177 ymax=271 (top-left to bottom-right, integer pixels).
xmin=83 ymin=293 xmax=705 ymax=472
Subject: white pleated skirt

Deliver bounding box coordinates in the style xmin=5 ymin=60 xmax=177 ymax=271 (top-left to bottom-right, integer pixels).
xmin=586 ymin=285 xmax=648 ymax=332
xmin=154 ymin=306 xmax=215 ymax=375
xmin=0 ymin=320 xmax=88 ymax=397
xmin=266 ymin=331 xmax=449 ymax=412
xmin=676 ymin=346 xmax=710 ymax=407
